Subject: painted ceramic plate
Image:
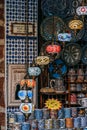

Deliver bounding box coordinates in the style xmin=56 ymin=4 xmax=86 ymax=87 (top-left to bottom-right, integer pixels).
xmin=20 ymin=103 xmax=32 ymax=113
xmin=48 ymin=59 xmax=67 ymax=79
xmin=40 ymin=16 xmax=65 ymax=41
xmin=82 ymin=44 xmax=87 ymax=65
xmin=41 ymin=0 xmax=71 ymax=18
xmin=62 ymin=43 xmax=82 ymax=66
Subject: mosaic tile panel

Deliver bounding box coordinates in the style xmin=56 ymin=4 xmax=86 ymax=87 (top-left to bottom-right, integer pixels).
xmin=6 ymin=0 xmax=37 ymax=22
xmin=6 ymin=38 xmax=38 ymax=64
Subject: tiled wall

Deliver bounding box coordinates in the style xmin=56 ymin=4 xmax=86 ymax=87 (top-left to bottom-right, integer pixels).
xmin=6 ymin=0 xmax=38 ymax=111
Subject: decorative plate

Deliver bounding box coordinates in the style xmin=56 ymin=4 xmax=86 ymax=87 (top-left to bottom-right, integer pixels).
xmin=40 ymin=41 xmax=61 ymax=62
xmin=62 ymin=43 xmax=82 ymax=66
xmin=82 ymin=19 xmax=87 ymax=41
xmin=48 ymin=59 xmax=67 ymax=79
xmin=41 ymin=0 xmax=71 ymax=18
xmin=40 ymin=16 xmax=65 ymax=41
xmin=20 ymin=103 xmax=32 ymax=114
xmin=82 ymin=44 xmax=87 ymax=65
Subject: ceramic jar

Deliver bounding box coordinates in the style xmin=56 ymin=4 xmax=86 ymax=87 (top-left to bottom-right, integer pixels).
xmin=50 ymin=109 xmax=58 ymax=119
xmin=77 ymin=69 xmax=84 ymax=82
xmin=12 ymin=123 xmax=21 ymax=130
xmin=81 ymin=98 xmax=87 ymax=107
xmin=68 ymin=69 xmax=76 ymax=82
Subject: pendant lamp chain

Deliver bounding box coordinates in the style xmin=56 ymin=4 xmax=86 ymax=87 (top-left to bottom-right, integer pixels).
xmin=32 ymin=0 xmax=36 ymax=61
xmin=25 ymin=0 xmax=30 ymax=77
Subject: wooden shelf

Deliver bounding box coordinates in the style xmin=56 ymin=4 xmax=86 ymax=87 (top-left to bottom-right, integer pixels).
xmin=40 ymin=91 xmax=69 ymax=95
xmin=70 ymin=90 xmax=87 ymax=93
xmin=65 ymin=81 xmax=87 ymax=84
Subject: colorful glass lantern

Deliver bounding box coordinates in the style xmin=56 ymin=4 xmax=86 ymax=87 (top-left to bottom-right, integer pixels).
xmin=68 ymin=19 xmax=83 ymax=30
xmin=58 ymin=33 xmax=71 ymax=42
xmin=28 ymin=67 xmax=41 ymax=76
xmin=20 ymin=79 xmax=36 ymax=88
xmin=20 ymin=103 xmax=33 ymax=114
xmin=35 ymin=56 xmax=50 ymax=65
xmin=18 ymin=90 xmax=27 ymax=100
xmin=26 ymin=79 xmax=36 ymax=88
xmin=76 ymin=6 xmax=87 ymax=16
xmin=20 ymin=79 xmax=26 ymax=86
xmin=46 ymin=44 xmax=61 ymax=53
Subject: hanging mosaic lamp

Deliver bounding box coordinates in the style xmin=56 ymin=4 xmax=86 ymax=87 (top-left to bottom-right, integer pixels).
xmin=68 ymin=19 xmax=83 ymax=30
xmin=46 ymin=43 xmax=61 ymax=54
xmin=35 ymin=52 xmax=50 ymax=65
xmin=76 ymin=6 xmax=87 ymax=15
xmin=58 ymin=33 xmax=72 ymax=42
xmin=18 ymin=90 xmax=27 ymax=100
xmin=20 ymin=78 xmax=36 ymax=89
xmin=28 ymin=62 xmax=41 ymax=77
xmin=20 ymin=103 xmax=33 ymax=114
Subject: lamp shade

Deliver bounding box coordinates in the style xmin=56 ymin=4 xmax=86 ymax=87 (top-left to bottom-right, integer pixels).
xmin=20 ymin=103 xmax=33 ymax=113
xmin=28 ymin=67 xmax=41 ymax=76
xmin=18 ymin=90 xmax=27 ymax=100
xmin=76 ymin=6 xmax=87 ymax=16
xmin=58 ymin=33 xmax=71 ymax=42
xmin=35 ymin=56 xmax=50 ymax=65
xmin=68 ymin=20 xmax=83 ymax=30
xmin=20 ymin=79 xmax=36 ymax=88
xmin=46 ymin=44 xmax=61 ymax=53
xmin=26 ymin=79 xmax=36 ymax=88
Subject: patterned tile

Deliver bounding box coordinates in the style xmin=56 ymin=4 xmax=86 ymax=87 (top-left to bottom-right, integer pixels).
xmin=6 ymin=38 xmax=38 ymax=64
xmin=6 ymin=0 xmax=38 ymax=113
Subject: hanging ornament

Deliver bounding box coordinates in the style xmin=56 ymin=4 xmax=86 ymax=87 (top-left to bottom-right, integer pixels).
xmin=46 ymin=43 xmax=61 ymax=53
xmin=28 ymin=66 xmax=41 ymax=77
xmin=35 ymin=51 xmax=50 ymax=66
xmin=58 ymin=33 xmax=72 ymax=42
xmin=18 ymin=90 xmax=33 ymax=100
xmin=20 ymin=103 xmax=33 ymax=114
xmin=68 ymin=19 xmax=83 ymax=30
xmin=18 ymin=90 xmax=27 ymax=100
xmin=45 ymin=98 xmax=62 ymax=110
xmin=40 ymin=41 xmax=61 ymax=62
xmin=20 ymin=78 xmax=36 ymax=89
xmin=76 ymin=6 xmax=87 ymax=15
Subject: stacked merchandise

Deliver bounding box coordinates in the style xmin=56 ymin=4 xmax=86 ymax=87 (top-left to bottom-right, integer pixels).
xmin=8 ymin=107 xmax=87 ymax=130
